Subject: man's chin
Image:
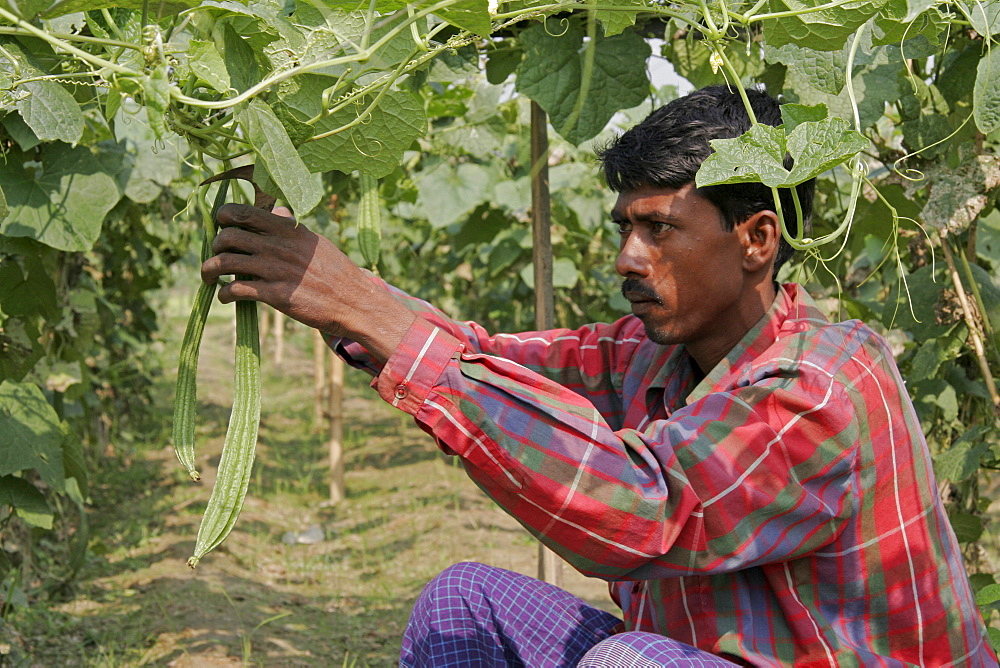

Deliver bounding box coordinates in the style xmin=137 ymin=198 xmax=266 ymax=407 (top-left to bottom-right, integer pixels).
xmin=641 ymin=321 xmax=680 ymax=346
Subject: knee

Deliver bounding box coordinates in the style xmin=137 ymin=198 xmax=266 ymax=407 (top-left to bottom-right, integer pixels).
xmin=422 ymin=561 xmax=492 ymax=597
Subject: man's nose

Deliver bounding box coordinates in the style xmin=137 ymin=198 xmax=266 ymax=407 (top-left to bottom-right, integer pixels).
xmin=615 ymin=232 xmax=652 ymax=278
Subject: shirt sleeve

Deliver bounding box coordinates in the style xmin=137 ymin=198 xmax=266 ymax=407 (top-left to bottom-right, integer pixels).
xmin=332 ymin=276 xmax=646 ymax=422
xmin=375 ymin=318 xmax=860 ymax=581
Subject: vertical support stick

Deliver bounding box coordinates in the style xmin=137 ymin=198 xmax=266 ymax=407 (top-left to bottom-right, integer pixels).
xmin=313 ymin=328 xmax=327 ymax=429
xmin=531 ymin=100 xmax=563 ymax=587
xmin=273 ymin=309 xmax=285 ymax=369
xmin=328 ymin=353 xmax=346 ymax=504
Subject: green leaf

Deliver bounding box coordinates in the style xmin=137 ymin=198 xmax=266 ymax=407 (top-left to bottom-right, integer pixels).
xmin=222 ymin=22 xmax=263 ymax=93
xmin=2 ymin=110 xmax=41 ymax=151
xmin=933 ymin=433 xmax=992 ymax=482
xmin=41 ymin=0 xmax=193 ymax=19
xmin=977 ymin=583 xmax=1000 ymax=606
xmin=0 ymin=144 xmax=120 ymax=252
xmin=62 ymin=425 xmax=87 ymax=501
xmin=959 ymin=0 xmax=1000 ymax=36
xmin=763 ymin=0 xmax=885 ymax=51
xmin=780 ymin=103 xmax=828 ymax=133
xmin=765 ymin=43 xmax=846 ymax=95
xmin=520 ymin=256 xmax=580 ymax=289
xmin=0 ymin=475 xmax=52 ymax=529
xmin=299 ymin=88 xmax=426 ymax=179
xmin=114 ymin=104 xmax=183 ymax=204
xmin=485 ymin=45 xmax=523 ymax=85
xmin=881 ymin=266 xmax=953 ymax=342
xmin=919 ymin=152 xmax=1000 ymax=237
xmin=188 ymin=39 xmax=231 ymax=93
xmin=698 ymin=124 xmax=790 ymax=188
xmin=947 ymin=511 xmax=983 ymax=544
xmin=699 ymin=119 xmax=872 ymax=190
xmin=594 ymin=0 xmax=642 ymax=36
xmin=0 ymin=186 xmax=7 ymax=223
xmin=515 ymin=20 xmax=650 ymax=145
xmin=0 ymin=381 xmax=65 ymax=492
xmin=784 ymin=117 xmax=869 ymax=183
xmin=974 ymin=47 xmax=1000 ymax=134
xmin=240 ymin=99 xmax=323 ymax=215
xmin=414 ymin=161 xmax=496 ymax=228
xmin=15 ymin=80 xmax=84 ymax=145
xmin=142 ymin=65 xmax=170 ymax=140
xmin=664 ymin=34 xmax=766 ymax=90
xmin=436 ymin=0 xmax=491 ymax=37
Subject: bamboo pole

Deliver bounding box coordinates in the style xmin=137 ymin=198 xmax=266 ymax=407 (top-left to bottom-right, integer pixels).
xmin=273 ymin=309 xmax=285 ymax=368
xmin=313 ymin=329 xmax=327 ymax=429
xmin=328 ymin=352 xmax=346 ymax=504
xmin=531 ymin=100 xmax=563 ymax=587
xmin=942 ymin=241 xmax=1000 ymax=417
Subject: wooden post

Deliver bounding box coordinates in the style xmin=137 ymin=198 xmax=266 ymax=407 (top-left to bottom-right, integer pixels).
xmin=531 ymin=100 xmax=563 ymax=588
xmin=328 ymin=352 xmax=346 ymax=504
xmin=313 ymin=329 xmax=327 ymax=429
xmin=273 ymin=309 xmax=285 ymax=369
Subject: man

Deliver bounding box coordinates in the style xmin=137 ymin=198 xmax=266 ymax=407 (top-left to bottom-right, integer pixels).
xmin=202 ymin=86 xmax=997 ymax=666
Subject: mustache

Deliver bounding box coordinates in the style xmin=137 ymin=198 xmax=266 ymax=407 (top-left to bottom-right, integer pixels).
xmin=621 ymin=278 xmax=662 ymax=304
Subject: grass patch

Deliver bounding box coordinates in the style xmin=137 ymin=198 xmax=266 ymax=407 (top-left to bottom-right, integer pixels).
xmin=13 ymin=295 xmax=611 ymax=666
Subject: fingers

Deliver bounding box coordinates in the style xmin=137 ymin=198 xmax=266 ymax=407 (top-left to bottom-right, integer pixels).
xmin=216 ymin=278 xmax=265 ymax=305
xmin=201 ymin=251 xmax=265 ymax=285
xmin=216 ymin=202 xmax=296 ymax=234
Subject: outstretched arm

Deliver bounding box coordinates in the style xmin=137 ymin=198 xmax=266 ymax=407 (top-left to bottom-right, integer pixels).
xmin=200 ymin=203 xmax=415 ymax=364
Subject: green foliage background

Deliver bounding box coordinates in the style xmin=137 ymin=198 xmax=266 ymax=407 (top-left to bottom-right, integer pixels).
xmin=1 ymin=0 xmax=999 ymax=648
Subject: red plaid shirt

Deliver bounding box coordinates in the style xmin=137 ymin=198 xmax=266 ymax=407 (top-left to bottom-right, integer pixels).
xmin=335 ymin=281 xmax=997 ymax=667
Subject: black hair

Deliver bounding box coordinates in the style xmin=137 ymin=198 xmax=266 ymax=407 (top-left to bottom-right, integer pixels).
xmin=595 ymin=85 xmax=815 ymax=275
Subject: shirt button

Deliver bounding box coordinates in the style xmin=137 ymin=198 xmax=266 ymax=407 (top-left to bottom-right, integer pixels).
xmin=394 ymin=384 xmax=408 ymax=400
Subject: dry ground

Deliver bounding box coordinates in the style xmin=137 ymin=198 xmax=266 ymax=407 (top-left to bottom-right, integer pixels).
xmin=18 ymin=303 xmax=613 ymax=667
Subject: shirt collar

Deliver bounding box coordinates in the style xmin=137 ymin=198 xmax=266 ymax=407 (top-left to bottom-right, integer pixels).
xmin=685 ymin=283 xmax=827 ymax=405
xmin=642 ymin=284 xmax=827 ymax=405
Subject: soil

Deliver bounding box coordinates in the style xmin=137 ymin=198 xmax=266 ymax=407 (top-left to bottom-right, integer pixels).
xmin=20 ymin=308 xmax=614 ymax=667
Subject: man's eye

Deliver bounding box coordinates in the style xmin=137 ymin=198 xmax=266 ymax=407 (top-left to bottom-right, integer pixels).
xmin=615 ymin=222 xmax=631 ymax=234
xmin=652 ymin=222 xmax=673 ymax=234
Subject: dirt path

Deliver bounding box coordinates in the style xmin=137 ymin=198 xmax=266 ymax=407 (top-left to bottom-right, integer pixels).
xmin=27 ymin=306 xmax=612 ymax=666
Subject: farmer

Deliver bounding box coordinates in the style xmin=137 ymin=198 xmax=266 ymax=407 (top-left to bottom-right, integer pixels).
xmin=201 ymin=85 xmax=998 ymax=666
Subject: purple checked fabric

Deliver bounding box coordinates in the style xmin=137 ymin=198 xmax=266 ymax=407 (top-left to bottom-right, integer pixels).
xmin=400 ymin=561 xmax=738 ymax=667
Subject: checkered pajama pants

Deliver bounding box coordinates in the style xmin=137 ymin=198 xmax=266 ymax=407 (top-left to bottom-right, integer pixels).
xmin=400 ymin=562 xmax=739 ymax=667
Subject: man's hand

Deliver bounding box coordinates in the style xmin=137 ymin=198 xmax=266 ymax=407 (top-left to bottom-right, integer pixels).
xmin=200 ymin=203 xmax=416 ymax=364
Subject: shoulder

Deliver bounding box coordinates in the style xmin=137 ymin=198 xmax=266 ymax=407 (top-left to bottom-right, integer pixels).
xmin=751 ymin=285 xmax=899 ymax=389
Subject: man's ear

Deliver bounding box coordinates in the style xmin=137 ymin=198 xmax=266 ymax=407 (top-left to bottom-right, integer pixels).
xmin=739 ymin=210 xmax=780 ymax=274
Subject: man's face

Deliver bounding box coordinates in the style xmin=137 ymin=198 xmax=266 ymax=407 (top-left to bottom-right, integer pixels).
xmin=612 ymin=183 xmax=754 ymax=366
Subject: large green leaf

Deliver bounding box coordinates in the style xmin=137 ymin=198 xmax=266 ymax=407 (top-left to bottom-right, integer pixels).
xmin=0 ymin=381 xmax=64 ymax=492
xmin=436 ymin=0 xmax=491 ymax=37
xmin=696 ymin=118 xmax=868 ymax=189
xmin=594 ymin=0 xmax=642 ymax=36
xmin=414 ymin=161 xmax=498 ymax=228
xmin=187 ymin=39 xmax=232 ymax=93
xmin=763 ymin=0 xmax=886 ymax=51
xmin=240 ymin=99 xmax=323 ymax=214
xmin=114 ymin=105 xmax=183 ymax=204
xmin=0 ymin=475 xmax=53 ymax=529
xmin=974 ymin=47 xmax=1000 ymax=134
xmin=16 ymin=80 xmax=84 ymax=145
xmin=38 ymin=0 xmax=192 ymax=19
xmin=0 ymin=38 xmax=83 ymax=144
xmin=764 ymin=43 xmax=846 ymax=95
xmin=298 ymin=88 xmax=426 ymax=178
xmin=515 ymin=20 xmax=650 ymax=145
xmin=959 ymin=0 xmax=1000 ymax=35
xmin=0 ymin=144 xmax=120 ymax=252
xmin=919 ymin=152 xmax=1000 ymax=237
